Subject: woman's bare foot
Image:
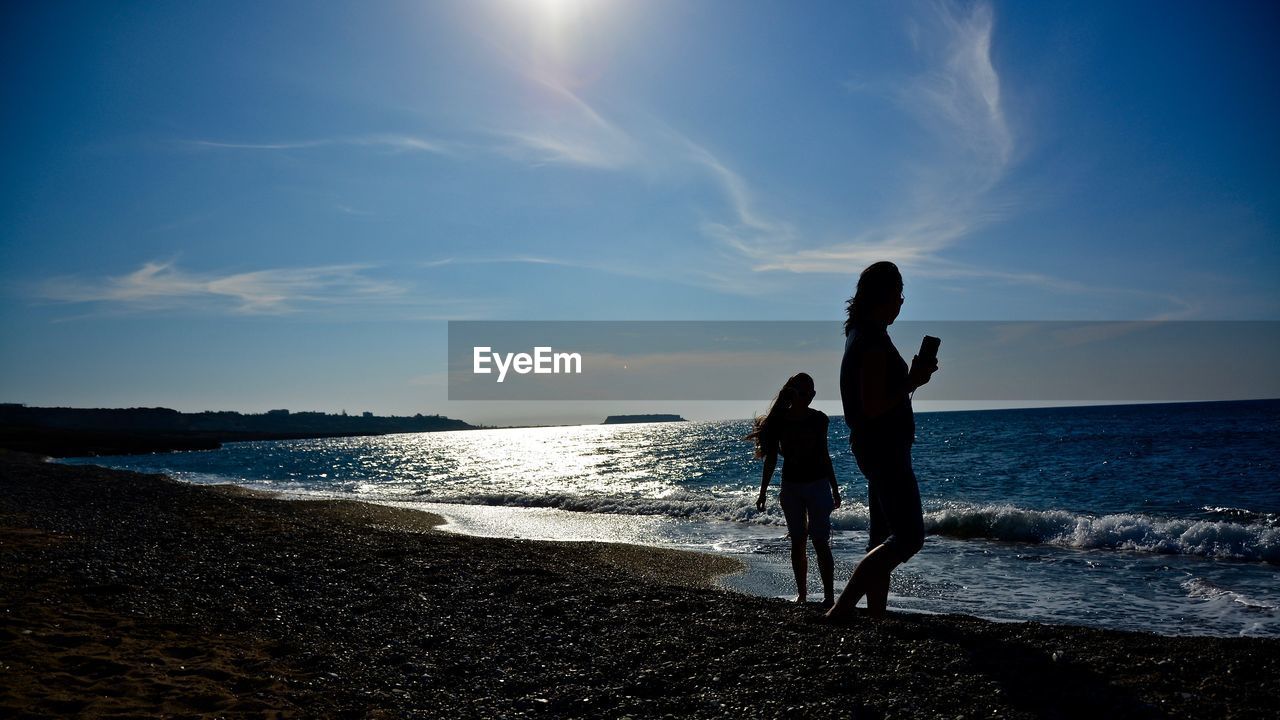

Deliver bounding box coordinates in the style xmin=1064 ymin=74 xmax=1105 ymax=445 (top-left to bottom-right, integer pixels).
xmin=820 ymin=608 xmax=854 ymax=625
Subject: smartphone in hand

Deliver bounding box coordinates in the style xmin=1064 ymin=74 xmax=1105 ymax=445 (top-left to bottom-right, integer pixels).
xmin=918 ymin=335 xmax=941 ymax=364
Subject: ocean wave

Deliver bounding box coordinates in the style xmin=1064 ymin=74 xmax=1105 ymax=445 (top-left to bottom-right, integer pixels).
xmin=416 ymin=491 xmax=1279 ymax=563
xmin=427 ymin=490 xmax=792 ymax=526
xmin=1181 ymin=577 xmax=1278 ymax=612
xmin=1201 ymin=506 xmax=1280 ymax=528
xmin=927 ymin=504 xmax=1280 ymax=563
xmin=131 ymin=466 xmax=1280 ymax=564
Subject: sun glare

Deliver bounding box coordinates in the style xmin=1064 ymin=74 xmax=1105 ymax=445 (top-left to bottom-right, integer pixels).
xmin=516 ymin=0 xmax=601 ymax=50
xmin=526 ymin=0 xmax=588 ymax=23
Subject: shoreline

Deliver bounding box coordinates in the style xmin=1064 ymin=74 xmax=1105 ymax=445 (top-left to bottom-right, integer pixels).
xmin=3 ymin=451 xmax=1279 ymax=718
xmin=209 ymin=494 xmax=1278 ymax=638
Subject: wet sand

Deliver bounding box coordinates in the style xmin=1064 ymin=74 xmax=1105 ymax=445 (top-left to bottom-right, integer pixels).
xmin=2 ymin=450 xmax=1277 ymax=718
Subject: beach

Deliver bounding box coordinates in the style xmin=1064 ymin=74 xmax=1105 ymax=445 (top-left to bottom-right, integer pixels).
xmin=3 ymin=451 xmax=1277 ymax=719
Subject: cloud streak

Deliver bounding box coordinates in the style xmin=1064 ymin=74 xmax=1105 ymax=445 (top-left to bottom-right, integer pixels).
xmin=421 ymin=255 xmax=583 ymax=269
xmin=907 ymin=0 xmax=1012 ymax=177
xmin=186 ymin=134 xmax=449 ymax=155
xmin=674 ymin=2 xmax=1191 ymax=316
xmin=675 ymin=1 xmax=1014 ymax=288
xmin=684 ymin=140 xmax=797 ymax=261
xmin=36 ymin=261 xmax=410 ymax=315
xmin=419 ymin=253 xmax=716 ymax=290
xmin=746 ymin=0 xmax=1013 ymax=277
xmin=491 ymin=73 xmax=640 ymax=170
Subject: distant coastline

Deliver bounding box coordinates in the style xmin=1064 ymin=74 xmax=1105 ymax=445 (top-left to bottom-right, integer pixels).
xmin=0 ymin=404 xmax=475 ymax=457
xmin=602 ymin=414 xmax=687 ymax=425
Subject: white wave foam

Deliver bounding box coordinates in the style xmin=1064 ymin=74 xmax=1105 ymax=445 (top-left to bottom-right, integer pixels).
xmin=414 ymin=492 xmax=1279 ymax=563
xmin=1181 ymin=577 xmax=1278 ymax=613
xmin=1201 ymin=506 xmax=1280 ymax=527
xmin=430 ymin=490 xmax=784 ymax=525
xmin=927 ymin=504 xmax=1280 ymax=563
xmin=927 ymin=504 xmax=1076 ymax=543
xmin=147 ymin=468 xmax=1280 ymax=565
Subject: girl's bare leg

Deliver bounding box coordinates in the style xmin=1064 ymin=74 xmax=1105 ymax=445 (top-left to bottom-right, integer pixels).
xmin=790 ymin=535 xmax=809 ymax=602
xmin=813 ymin=538 xmax=835 ymax=606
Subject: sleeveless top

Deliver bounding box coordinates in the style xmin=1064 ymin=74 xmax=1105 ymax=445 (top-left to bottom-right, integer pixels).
xmin=839 ymin=325 xmax=914 ymax=447
xmin=762 ymin=408 xmax=830 ymax=484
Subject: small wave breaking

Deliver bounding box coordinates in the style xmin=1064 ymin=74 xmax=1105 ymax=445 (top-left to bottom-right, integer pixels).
xmin=926 ymin=504 xmax=1280 ymax=563
xmin=1181 ymin=577 xmax=1279 ymax=613
xmin=1201 ymin=506 xmax=1280 ymax=528
xmin=405 ymin=491 xmax=1280 ymax=564
xmin=133 ymin=467 xmax=1280 ymax=564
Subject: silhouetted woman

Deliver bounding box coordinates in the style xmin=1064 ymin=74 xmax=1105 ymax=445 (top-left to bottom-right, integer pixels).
xmin=826 ymin=261 xmax=937 ymax=621
xmin=748 ymin=372 xmax=843 ymax=606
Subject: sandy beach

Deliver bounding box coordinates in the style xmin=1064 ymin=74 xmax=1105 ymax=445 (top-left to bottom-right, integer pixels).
xmin=2 ymin=450 xmax=1277 ymax=719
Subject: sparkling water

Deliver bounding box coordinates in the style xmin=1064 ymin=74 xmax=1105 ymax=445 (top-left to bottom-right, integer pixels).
xmin=65 ymin=399 xmax=1280 ymax=637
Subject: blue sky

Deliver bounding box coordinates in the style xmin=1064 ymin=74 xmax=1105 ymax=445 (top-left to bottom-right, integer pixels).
xmin=2 ymin=0 xmax=1278 ymax=424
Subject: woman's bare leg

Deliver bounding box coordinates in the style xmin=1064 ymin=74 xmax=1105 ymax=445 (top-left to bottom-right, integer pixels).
xmin=825 ymin=544 xmax=898 ymax=621
xmin=864 ymin=570 xmax=891 ymax=617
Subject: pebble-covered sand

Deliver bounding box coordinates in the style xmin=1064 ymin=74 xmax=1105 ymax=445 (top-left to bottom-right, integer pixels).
xmin=2 ymin=450 xmax=1277 ymax=719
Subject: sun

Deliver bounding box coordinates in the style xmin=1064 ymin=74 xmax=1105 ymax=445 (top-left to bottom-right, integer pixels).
xmin=526 ymin=0 xmax=588 ymax=21
xmin=508 ymin=0 xmax=605 ymax=66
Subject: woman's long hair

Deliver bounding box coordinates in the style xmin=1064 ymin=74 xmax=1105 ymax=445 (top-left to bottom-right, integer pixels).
xmin=745 ymin=373 xmax=813 ymax=459
xmin=844 ymin=261 xmax=903 ymax=336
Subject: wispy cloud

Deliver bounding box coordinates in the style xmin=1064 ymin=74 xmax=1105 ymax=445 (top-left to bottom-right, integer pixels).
xmin=686 ymin=0 xmax=1024 ymax=294
xmin=496 ymin=129 xmax=632 ymax=169
xmin=491 ymin=73 xmax=639 ymax=169
xmin=421 ymin=255 xmax=581 ymax=269
xmin=36 ymin=260 xmax=409 ymax=315
xmin=679 ymin=1 xmax=1012 ymax=283
xmin=746 ymin=0 xmax=1013 ymax=278
xmin=747 ymin=218 xmax=964 ymax=274
xmin=334 ymin=204 xmax=375 ymax=216
xmin=186 ymin=134 xmax=449 ymax=155
xmin=905 ymin=0 xmax=1012 ymax=177
xmin=420 ymin=254 xmax=704 ymax=290
xmin=673 ymin=2 xmax=1192 ymax=316
xmin=683 ymin=141 xmax=797 ymax=260
xmin=189 ymin=140 xmax=330 ymax=151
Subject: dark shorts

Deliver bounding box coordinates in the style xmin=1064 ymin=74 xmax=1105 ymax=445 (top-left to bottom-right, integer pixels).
xmin=853 ymin=438 xmax=924 ymax=563
xmin=779 ymin=479 xmax=835 ymax=545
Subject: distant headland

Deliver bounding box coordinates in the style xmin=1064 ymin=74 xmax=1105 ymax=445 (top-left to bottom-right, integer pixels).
xmin=0 ymin=404 xmax=475 ymax=457
xmin=602 ymin=414 xmax=686 ymax=425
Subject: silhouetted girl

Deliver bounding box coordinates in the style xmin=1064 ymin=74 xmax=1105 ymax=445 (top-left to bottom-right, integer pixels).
xmin=748 ymin=372 xmax=843 ymax=606
xmin=826 ymin=261 xmax=937 ymax=622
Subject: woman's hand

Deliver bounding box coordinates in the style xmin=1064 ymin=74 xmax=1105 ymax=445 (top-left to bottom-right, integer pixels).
xmin=908 ymin=354 xmax=939 ymax=390
xmin=832 ymin=490 xmax=842 ymax=510
xmin=756 ymin=491 xmax=767 ymax=512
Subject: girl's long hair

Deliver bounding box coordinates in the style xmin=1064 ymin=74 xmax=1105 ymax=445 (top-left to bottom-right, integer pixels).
xmin=744 ymin=372 xmax=812 ymax=459
xmin=844 ymin=261 xmax=903 ymax=336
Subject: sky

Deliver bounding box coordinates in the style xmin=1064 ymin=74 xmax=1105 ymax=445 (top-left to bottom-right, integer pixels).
xmin=2 ymin=0 xmax=1278 ymax=425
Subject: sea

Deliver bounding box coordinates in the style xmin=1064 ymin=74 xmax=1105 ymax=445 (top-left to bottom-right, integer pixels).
xmin=63 ymin=399 xmax=1280 ymax=638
